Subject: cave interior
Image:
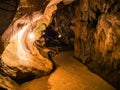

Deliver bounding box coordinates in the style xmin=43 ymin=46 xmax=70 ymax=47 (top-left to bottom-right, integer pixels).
xmin=0 ymin=0 xmax=120 ymax=90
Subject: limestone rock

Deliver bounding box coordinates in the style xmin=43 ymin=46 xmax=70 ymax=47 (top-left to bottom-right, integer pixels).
xmin=48 ymin=3 xmax=75 ymax=47
xmin=71 ymin=0 xmax=120 ymax=69
xmin=0 ymin=0 xmax=66 ymax=82
xmin=95 ymin=13 xmax=120 ymax=69
xmin=1 ymin=41 xmax=53 ymax=82
xmin=74 ymin=0 xmax=95 ymax=63
xmin=0 ymin=74 xmax=19 ymax=90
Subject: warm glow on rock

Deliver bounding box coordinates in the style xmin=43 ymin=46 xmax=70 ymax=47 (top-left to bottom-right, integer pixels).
xmin=28 ymin=33 xmax=35 ymax=40
xmin=17 ymin=24 xmax=30 ymax=60
xmin=16 ymin=14 xmax=43 ymax=61
xmin=58 ymin=34 xmax=61 ymax=38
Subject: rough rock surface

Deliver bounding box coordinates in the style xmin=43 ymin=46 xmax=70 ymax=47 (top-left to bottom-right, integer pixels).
xmin=0 ymin=0 xmax=63 ymax=85
xmin=0 ymin=74 xmax=19 ymax=90
xmin=95 ymin=13 xmax=120 ymax=69
xmin=1 ymin=11 xmax=53 ymax=84
xmin=36 ymin=0 xmax=120 ymax=70
xmin=1 ymin=0 xmax=120 ymax=89
xmin=47 ymin=1 xmax=120 ymax=88
xmin=1 ymin=36 xmax=53 ymax=81
xmin=73 ymin=0 xmax=120 ymax=70
xmin=49 ymin=2 xmax=75 ymax=47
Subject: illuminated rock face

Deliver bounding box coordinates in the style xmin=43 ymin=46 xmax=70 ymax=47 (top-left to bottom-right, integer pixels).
xmin=0 ymin=0 xmax=63 ymax=85
xmin=73 ymin=0 xmax=120 ymax=69
xmin=1 ymin=39 xmax=53 ymax=79
xmin=1 ymin=0 xmax=120 ymax=88
xmin=1 ymin=14 xmax=53 ymax=82
xmin=95 ymin=13 xmax=120 ymax=69
xmin=0 ymin=74 xmax=19 ymax=90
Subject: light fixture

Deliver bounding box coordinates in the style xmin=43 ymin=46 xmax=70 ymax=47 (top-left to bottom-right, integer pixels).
xmin=28 ymin=32 xmax=35 ymax=40
xmin=58 ymin=34 xmax=61 ymax=38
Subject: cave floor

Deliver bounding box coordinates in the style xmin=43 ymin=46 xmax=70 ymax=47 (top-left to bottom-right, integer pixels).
xmin=19 ymin=51 xmax=115 ymax=90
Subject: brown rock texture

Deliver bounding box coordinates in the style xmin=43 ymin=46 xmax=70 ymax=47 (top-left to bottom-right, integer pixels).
xmin=73 ymin=0 xmax=120 ymax=70
xmin=0 ymin=0 xmax=63 ymax=87
xmin=0 ymin=74 xmax=19 ymax=90
xmin=0 ymin=0 xmax=120 ymax=89
xmin=48 ymin=2 xmax=75 ymax=47
xmin=0 ymin=0 xmax=19 ymax=35
xmin=95 ymin=13 xmax=120 ymax=69
xmin=47 ymin=0 xmax=120 ymax=71
xmin=1 ymin=39 xmax=53 ymax=80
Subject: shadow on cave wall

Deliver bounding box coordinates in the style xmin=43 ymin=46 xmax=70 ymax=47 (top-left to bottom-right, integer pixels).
xmin=0 ymin=0 xmax=19 ymax=35
xmin=45 ymin=2 xmax=75 ymax=51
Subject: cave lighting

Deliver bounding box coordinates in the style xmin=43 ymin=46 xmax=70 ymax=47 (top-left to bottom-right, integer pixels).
xmin=17 ymin=24 xmax=30 ymax=60
xmin=43 ymin=32 xmax=45 ymax=35
xmin=28 ymin=32 xmax=35 ymax=40
xmin=58 ymin=34 xmax=61 ymax=38
xmin=16 ymin=14 xmax=42 ymax=61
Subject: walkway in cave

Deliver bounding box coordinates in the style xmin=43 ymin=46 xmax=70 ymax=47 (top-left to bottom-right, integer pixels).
xmin=19 ymin=51 xmax=115 ymax=90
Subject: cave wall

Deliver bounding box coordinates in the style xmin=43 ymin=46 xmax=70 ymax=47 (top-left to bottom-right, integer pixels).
xmin=1 ymin=0 xmax=53 ymax=49
xmin=0 ymin=0 xmax=19 ymax=35
xmin=18 ymin=0 xmax=49 ymax=15
xmin=74 ymin=0 xmax=120 ymax=70
xmin=1 ymin=0 xmax=120 ymax=70
xmin=1 ymin=0 xmax=120 ymax=71
xmin=0 ymin=1 xmax=62 ymax=89
xmin=51 ymin=0 xmax=120 ymax=70
xmin=49 ymin=2 xmax=75 ymax=47
xmin=0 ymin=0 xmax=19 ymax=53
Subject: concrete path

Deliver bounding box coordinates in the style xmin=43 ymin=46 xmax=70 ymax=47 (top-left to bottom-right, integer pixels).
xmin=20 ymin=51 xmax=115 ymax=90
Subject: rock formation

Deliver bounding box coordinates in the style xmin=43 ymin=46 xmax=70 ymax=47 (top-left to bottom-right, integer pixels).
xmin=42 ymin=0 xmax=120 ymax=71
xmin=49 ymin=1 xmax=120 ymax=88
xmin=48 ymin=2 xmax=75 ymax=47
xmin=72 ymin=0 xmax=120 ymax=70
xmin=0 ymin=0 xmax=120 ymax=89
xmin=0 ymin=0 xmax=19 ymax=35
xmin=0 ymin=0 xmax=64 ymax=89
xmin=0 ymin=74 xmax=19 ymax=90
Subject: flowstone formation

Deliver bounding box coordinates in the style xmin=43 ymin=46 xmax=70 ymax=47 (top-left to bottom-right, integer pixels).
xmin=1 ymin=9 xmax=53 ymax=85
xmin=0 ymin=0 xmax=66 ymax=89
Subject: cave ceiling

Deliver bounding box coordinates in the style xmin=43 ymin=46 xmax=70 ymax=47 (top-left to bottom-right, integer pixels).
xmin=0 ymin=0 xmax=75 ymax=35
